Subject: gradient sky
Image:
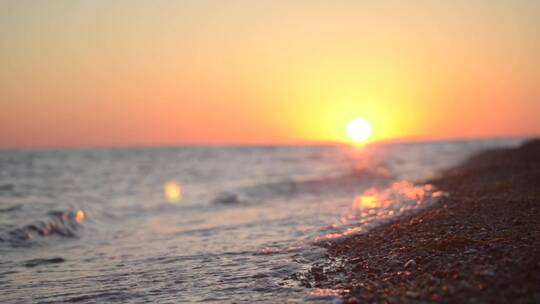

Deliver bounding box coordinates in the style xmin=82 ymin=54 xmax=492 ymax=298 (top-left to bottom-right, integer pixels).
xmin=1 ymin=0 xmax=539 ymax=148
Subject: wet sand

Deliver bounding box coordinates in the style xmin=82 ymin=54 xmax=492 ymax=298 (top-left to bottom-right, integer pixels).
xmin=298 ymin=139 xmax=540 ymax=303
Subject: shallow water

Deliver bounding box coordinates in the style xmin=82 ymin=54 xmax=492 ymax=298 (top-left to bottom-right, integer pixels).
xmin=0 ymin=139 xmax=522 ymax=302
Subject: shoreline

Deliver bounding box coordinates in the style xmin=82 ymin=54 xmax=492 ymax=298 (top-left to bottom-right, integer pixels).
xmin=298 ymin=139 xmax=540 ymax=303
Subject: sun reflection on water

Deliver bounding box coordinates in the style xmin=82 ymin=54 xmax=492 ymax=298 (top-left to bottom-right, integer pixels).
xmin=316 ymin=181 xmax=448 ymax=241
xmin=164 ymin=181 xmax=182 ymax=203
xmin=310 ymin=288 xmax=350 ymax=297
xmin=352 ymin=194 xmax=378 ymax=209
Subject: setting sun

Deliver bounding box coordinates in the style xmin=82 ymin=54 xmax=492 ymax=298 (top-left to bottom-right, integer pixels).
xmin=1 ymin=2 xmax=539 ymax=302
xmin=346 ymin=118 xmax=372 ymax=143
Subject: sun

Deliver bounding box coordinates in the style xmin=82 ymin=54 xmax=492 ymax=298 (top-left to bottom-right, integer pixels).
xmin=346 ymin=118 xmax=372 ymax=143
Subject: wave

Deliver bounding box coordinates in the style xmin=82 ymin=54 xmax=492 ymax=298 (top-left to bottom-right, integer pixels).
xmin=0 ymin=204 xmax=23 ymax=213
xmin=211 ymin=192 xmax=245 ymax=205
xmin=0 ymin=183 xmax=15 ymax=192
xmin=0 ymin=209 xmax=85 ymax=247
xmin=210 ymin=167 xmax=392 ymax=206
xmin=23 ymin=257 xmax=65 ymax=268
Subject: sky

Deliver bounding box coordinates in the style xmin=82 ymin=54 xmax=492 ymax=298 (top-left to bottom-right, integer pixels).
xmin=1 ymin=0 xmax=539 ymax=148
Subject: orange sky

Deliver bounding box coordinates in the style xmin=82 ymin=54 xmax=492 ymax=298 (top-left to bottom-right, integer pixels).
xmin=1 ymin=1 xmax=539 ymax=148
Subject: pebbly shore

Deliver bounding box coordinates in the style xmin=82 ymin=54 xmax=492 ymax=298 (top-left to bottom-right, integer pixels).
xmin=297 ymin=139 xmax=540 ymax=303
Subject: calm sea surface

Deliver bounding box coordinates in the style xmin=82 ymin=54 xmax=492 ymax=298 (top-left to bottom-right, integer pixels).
xmin=0 ymin=139 xmax=522 ymax=303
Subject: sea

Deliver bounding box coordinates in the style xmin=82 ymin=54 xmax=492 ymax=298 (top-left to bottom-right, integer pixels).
xmin=0 ymin=139 xmax=523 ymax=303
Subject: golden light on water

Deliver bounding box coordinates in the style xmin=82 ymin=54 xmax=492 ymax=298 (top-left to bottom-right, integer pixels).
xmin=346 ymin=118 xmax=372 ymax=143
xmin=164 ymin=181 xmax=182 ymax=203
xmin=352 ymin=195 xmax=378 ymax=209
xmin=315 ymin=182 xmax=448 ymax=242
xmin=310 ymin=288 xmax=350 ymax=297
xmin=75 ymin=210 xmax=85 ymax=223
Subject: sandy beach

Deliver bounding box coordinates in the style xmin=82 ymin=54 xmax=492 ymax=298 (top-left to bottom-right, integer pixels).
xmin=298 ymin=139 xmax=540 ymax=303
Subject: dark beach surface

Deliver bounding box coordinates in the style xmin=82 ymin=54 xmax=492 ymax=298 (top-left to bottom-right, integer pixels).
xmin=297 ymin=139 xmax=540 ymax=303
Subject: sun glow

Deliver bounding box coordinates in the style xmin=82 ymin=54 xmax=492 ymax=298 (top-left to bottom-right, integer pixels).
xmin=346 ymin=118 xmax=372 ymax=143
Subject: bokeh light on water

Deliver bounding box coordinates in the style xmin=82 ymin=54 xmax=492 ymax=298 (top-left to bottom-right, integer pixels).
xmin=164 ymin=181 xmax=182 ymax=203
xmin=75 ymin=210 xmax=85 ymax=223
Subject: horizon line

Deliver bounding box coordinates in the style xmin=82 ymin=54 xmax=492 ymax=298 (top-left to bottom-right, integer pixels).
xmin=0 ymin=134 xmax=534 ymax=152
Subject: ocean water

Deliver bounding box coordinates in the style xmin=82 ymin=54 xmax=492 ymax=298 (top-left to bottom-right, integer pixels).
xmin=0 ymin=139 xmax=523 ymax=303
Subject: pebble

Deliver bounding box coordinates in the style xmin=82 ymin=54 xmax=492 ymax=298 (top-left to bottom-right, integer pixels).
xmin=406 ymin=291 xmax=419 ymax=298
xmin=476 ymin=269 xmax=495 ymax=277
xmin=404 ymin=259 xmax=417 ymax=269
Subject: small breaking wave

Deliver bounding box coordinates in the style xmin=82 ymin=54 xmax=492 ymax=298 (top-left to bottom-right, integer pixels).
xmin=0 ymin=204 xmax=23 ymax=213
xmin=0 ymin=183 xmax=15 ymax=192
xmin=0 ymin=209 xmax=86 ymax=247
xmin=207 ymin=168 xmax=390 ymax=206
xmin=23 ymin=257 xmax=66 ymax=268
xmin=218 ymin=167 xmax=392 ymax=206
xmin=211 ymin=192 xmax=245 ymax=205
